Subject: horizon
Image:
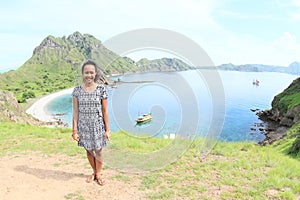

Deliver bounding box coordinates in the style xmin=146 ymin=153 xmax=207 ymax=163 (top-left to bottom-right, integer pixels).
xmin=1 ymin=0 xmax=300 ymax=71
xmin=0 ymin=51 xmax=296 ymax=74
xmin=0 ymin=49 xmax=295 ymax=74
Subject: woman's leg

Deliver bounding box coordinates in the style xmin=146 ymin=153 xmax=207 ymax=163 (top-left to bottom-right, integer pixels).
xmin=94 ymin=148 xmax=105 ymax=185
xmin=86 ymin=150 xmax=96 ymax=182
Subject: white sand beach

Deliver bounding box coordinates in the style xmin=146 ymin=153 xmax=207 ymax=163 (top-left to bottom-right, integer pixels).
xmin=26 ymin=88 xmax=74 ymax=122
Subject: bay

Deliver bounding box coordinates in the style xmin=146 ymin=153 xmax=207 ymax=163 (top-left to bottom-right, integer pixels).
xmin=45 ymin=70 xmax=298 ymax=142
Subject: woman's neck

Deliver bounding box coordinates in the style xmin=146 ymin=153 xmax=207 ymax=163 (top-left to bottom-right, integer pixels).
xmin=84 ymin=82 xmax=95 ymax=87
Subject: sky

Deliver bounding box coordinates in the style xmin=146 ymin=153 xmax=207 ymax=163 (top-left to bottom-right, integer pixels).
xmin=1 ymin=0 xmax=300 ymax=72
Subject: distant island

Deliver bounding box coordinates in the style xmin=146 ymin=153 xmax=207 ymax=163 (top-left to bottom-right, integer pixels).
xmin=216 ymin=62 xmax=300 ymax=75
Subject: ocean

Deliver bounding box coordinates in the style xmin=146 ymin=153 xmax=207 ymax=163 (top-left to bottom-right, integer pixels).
xmin=45 ymin=70 xmax=298 ymax=142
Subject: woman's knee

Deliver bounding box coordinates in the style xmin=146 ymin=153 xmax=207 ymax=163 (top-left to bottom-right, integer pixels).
xmin=86 ymin=150 xmax=93 ymax=157
xmin=95 ymin=149 xmax=103 ymax=161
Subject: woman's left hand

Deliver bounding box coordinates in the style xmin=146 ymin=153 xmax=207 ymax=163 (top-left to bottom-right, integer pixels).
xmin=105 ymin=131 xmax=110 ymax=141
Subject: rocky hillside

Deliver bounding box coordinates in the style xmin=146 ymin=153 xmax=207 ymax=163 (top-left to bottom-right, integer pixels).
xmin=258 ymin=77 xmax=300 ymax=151
xmin=0 ymin=90 xmax=41 ymax=125
xmin=261 ymin=77 xmax=300 ymax=126
xmin=0 ymin=32 xmax=193 ymax=103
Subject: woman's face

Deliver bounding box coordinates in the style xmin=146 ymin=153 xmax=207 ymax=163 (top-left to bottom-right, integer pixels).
xmin=82 ymin=64 xmax=97 ymax=84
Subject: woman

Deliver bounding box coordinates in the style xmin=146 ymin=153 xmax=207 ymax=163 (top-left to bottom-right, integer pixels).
xmin=72 ymin=60 xmax=110 ymax=186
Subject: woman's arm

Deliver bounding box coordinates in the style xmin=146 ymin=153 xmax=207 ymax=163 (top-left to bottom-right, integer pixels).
xmin=101 ymin=98 xmax=110 ymax=140
xmin=72 ymin=97 xmax=80 ymax=141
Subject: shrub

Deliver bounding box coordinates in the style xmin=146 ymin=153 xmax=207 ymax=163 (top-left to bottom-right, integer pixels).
xmin=22 ymin=91 xmax=36 ymax=99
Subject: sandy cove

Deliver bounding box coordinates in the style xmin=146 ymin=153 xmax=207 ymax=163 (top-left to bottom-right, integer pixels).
xmin=26 ymin=88 xmax=74 ymax=122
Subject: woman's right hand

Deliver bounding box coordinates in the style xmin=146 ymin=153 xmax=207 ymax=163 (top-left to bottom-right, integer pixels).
xmin=72 ymin=133 xmax=80 ymax=141
xmin=105 ymin=130 xmax=110 ymax=141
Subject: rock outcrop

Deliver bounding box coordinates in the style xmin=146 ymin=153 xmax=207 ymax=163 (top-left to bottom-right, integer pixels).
xmin=0 ymin=90 xmax=42 ymax=125
xmin=257 ymin=77 xmax=300 ymax=145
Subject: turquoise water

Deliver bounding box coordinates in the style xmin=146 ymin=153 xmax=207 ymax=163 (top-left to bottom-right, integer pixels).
xmin=45 ymin=70 xmax=298 ymax=142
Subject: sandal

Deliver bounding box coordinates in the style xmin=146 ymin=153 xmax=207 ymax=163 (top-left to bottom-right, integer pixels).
xmin=94 ymin=176 xmax=105 ymax=186
xmin=86 ymin=173 xmax=95 ymax=183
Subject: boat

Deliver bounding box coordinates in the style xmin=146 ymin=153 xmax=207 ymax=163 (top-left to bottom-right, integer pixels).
xmin=136 ymin=113 xmax=152 ymax=123
xmin=252 ymin=79 xmax=259 ymax=86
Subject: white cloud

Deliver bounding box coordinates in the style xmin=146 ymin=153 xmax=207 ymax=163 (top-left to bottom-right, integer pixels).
xmin=290 ymin=12 xmax=300 ymax=20
xmin=294 ymin=0 xmax=300 ymax=7
xmin=271 ymin=32 xmax=300 ymax=65
xmin=274 ymin=32 xmax=298 ymax=49
xmin=202 ymin=31 xmax=300 ymax=66
xmin=276 ymin=0 xmax=300 ymax=21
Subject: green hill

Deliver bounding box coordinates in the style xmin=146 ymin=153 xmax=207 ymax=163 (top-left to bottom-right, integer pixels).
xmin=0 ymin=32 xmax=196 ymax=103
xmin=0 ymin=32 xmax=139 ymax=102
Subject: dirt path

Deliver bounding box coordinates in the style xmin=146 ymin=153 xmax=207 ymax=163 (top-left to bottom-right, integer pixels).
xmin=0 ymin=153 xmax=147 ymax=200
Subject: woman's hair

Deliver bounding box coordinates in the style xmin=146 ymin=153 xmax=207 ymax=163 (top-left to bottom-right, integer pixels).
xmin=81 ymin=60 xmax=105 ymax=84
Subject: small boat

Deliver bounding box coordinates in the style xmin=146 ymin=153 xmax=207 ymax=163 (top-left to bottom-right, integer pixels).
xmin=252 ymin=79 xmax=259 ymax=86
xmin=136 ymin=113 xmax=152 ymax=123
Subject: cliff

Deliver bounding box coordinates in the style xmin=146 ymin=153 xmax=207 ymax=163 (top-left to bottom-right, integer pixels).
xmin=259 ymin=77 xmax=300 ymax=126
xmin=257 ymin=77 xmax=300 ymax=153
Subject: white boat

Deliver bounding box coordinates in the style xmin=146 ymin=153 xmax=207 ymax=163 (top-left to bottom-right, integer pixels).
xmin=136 ymin=113 xmax=152 ymax=123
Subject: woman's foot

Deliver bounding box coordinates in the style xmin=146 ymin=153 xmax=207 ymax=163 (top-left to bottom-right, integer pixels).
xmin=94 ymin=175 xmax=105 ymax=186
xmin=86 ymin=173 xmax=95 ymax=183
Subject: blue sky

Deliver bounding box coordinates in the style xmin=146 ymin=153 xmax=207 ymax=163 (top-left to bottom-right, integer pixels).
xmin=1 ymin=0 xmax=300 ymax=72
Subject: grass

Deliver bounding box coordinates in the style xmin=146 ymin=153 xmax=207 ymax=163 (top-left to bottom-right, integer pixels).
xmin=272 ymin=77 xmax=300 ymax=113
xmin=109 ymin=130 xmax=172 ymax=153
xmin=0 ymin=122 xmax=299 ymax=199
xmin=0 ymin=122 xmax=81 ymax=156
xmin=64 ymin=192 xmax=84 ymax=200
xmin=273 ymin=122 xmax=300 ymax=158
xmin=111 ymin=174 xmax=133 ymax=183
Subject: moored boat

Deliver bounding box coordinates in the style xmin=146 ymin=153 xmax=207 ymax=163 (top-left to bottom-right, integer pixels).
xmin=136 ymin=113 xmax=152 ymax=123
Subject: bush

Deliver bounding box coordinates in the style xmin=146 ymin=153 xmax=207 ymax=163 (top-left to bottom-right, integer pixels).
xmin=22 ymin=91 xmax=36 ymax=99
xmin=17 ymin=97 xmax=26 ymax=103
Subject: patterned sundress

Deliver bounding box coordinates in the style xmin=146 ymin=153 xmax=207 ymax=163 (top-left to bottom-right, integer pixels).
xmin=72 ymin=84 xmax=108 ymax=150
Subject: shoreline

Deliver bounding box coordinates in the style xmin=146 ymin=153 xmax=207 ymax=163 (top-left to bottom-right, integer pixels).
xmin=26 ymin=88 xmax=74 ymax=122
